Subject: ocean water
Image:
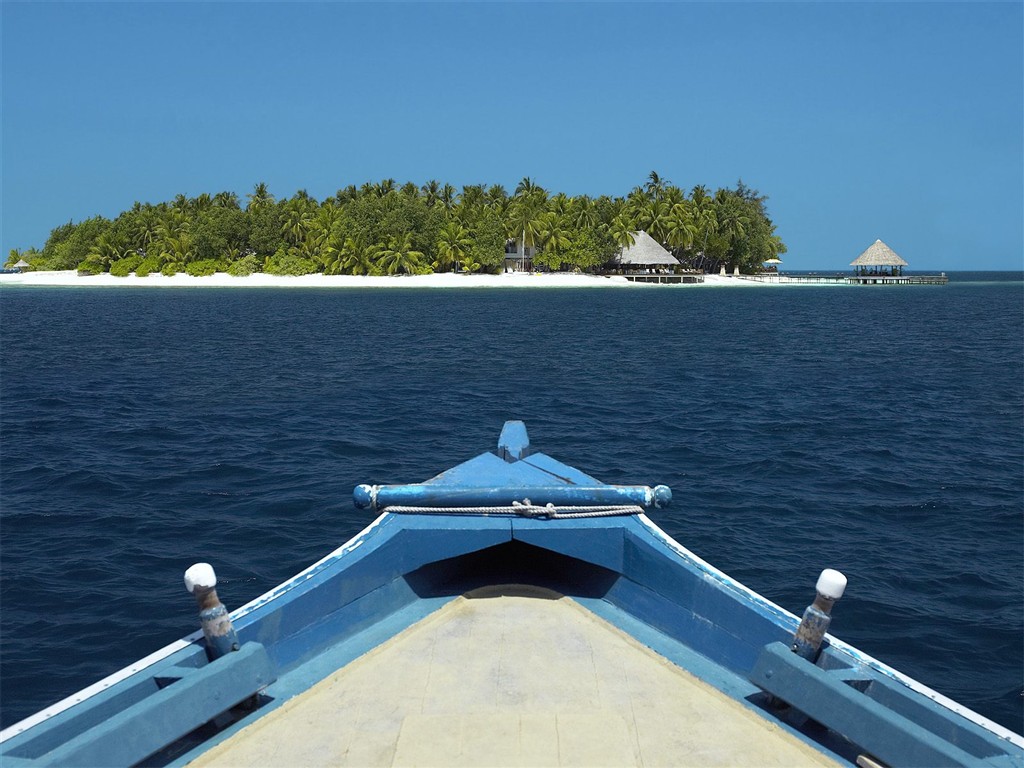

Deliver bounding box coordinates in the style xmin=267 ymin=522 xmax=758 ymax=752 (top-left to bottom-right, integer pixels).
xmin=1 ymin=274 xmax=1021 ymax=734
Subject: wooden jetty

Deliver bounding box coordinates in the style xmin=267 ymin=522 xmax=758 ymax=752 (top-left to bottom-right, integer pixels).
xmin=737 ymin=240 xmax=947 ymax=285
xmin=735 ymin=273 xmax=948 ymax=285
xmin=849 ymin=273 xmax=948 ymax=285
xmin=624 ymin=273 xmax=704 ymax=284
xmin=846 ymin=239 xmax=947 ymax=284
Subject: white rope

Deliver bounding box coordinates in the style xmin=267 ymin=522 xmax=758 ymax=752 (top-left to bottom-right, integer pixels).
xmin=383 ymin=500 xmax=643 ymax=519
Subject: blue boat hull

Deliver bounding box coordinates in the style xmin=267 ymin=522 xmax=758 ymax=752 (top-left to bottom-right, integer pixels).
xmin=1 ymin=422 xmax=1020 ymax=767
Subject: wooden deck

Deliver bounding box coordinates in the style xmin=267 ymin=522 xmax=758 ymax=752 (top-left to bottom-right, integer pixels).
xmin=189 ymin=587 xmax=837 ymax=767
xmin=848 ymin=274 xmax=948 ymax=285
xmin=623 ymin=274 xmax=705 ymax=284
xmin=734 ymin=274 xmax=948 ymax=285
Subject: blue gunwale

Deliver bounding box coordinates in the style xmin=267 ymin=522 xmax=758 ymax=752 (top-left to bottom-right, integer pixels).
xmin=2 ymin=421 xmax=1021 ymax=767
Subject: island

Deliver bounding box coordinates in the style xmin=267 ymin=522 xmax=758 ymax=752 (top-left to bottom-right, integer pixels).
xmin=4 ymin=175 xmax=786 ymax=280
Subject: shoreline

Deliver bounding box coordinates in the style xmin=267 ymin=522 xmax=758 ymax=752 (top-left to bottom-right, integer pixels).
xmin=0 ymin=271 xmax=767 ymax=289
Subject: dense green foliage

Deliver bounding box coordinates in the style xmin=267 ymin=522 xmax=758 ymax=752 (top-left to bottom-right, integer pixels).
xmin=184 ymin=259 xmax=224 ymax=277
xmin=109 ymin=255 xmax=143 ymax=277
xmin=6 ymin=174 xmax=786 ymax=276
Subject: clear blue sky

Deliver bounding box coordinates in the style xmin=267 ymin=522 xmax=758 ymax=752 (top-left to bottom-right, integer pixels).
xmin=2 ymin=2 xmax=1021 ymax=271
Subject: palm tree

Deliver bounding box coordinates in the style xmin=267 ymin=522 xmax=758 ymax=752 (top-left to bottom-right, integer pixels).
xmin=159 ymin=232 xmax=196 ymax=266
xmin=246 ymin=183 xmax=274 ymax=211
xmin=665 ymin=202 xmax=698 ymax=253
xmin=280 ymin=200 xmax=314 ymax=246
xmin=624 ymin=185 xmax=651 ymax=222
xmin=171 ymin=194 xmax=190 ymax=214
xmin=156 ymin=210 xmax=188 ymax=239
xmin=548 ymin=192 xmax=570 ymax=216
xmin=638 ymin=199 xmax=672 ymax=246
xmin=459 ymin=253 xmax=484 ymax=273
xmin=568 ymin=196 xmax=598 ymax=230
xmin=435 ymin=221 xmax=472 ymax=273
xmin=378 ymin=233 xmax=425 ymax=275
xmin=688 ymin=186 xmax=717 ymax=270
xmin=717 ymin=197 xmax=749 ymax=244
xmin=84 ymin=232 xmax=127 ymax=269
xmin=514 ymin=177 xmax=540 ymax=197
xmin=302 ymin=207 xmax=341 ymax=269
xmin=537 ymin=212 xmax=570 ymax=270
xmin=213 ymin=191 xmax=240 ymax=209
xmin=485 ymin=184 xmax=508 ymax=210
xmin=126 ymin=208 xmax=160 ymax=255
xmin=375 ymin=179 xmax=396 ymax=197
xmin=459 ymin=185 xmax=485 ymax=213
xmin=645 ymin=171 xmax=670 ymax=201
xmin=506 ymin=190 xmax=546 ymax=271
xmin=297 ymin=233 xmax=326 ymax=266
xmin=609 ymin=215 xmax=636 ymax=250
xmin=663 ymin=185 xmax=685 ymax=206
xmin=328 ymin=235 xmax=377 ymax=276
xmin=439 ymin=184 xmax=457 ymax=211
xmin=335 ymin=185 xmax=359 ymax=205
xmin=421 ymin=180 xmax=442 ymax=207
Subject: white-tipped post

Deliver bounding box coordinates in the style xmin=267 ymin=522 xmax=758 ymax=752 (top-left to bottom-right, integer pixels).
xmin=791 ymin=568 xmax=847 ymax=662
xmin=816 ymin=568 xmax=847 ymax=601
xmin=184 ymin=562 xmax=239 ymax=660
xmin=184 ymin=562 xmax=217 ymax=594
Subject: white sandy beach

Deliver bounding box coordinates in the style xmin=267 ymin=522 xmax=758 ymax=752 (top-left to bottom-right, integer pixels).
xmin=0 ymin=270 xmax=757 ymax=289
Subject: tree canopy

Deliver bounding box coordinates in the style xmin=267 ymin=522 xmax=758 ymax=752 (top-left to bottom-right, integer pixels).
xmin=7 ymin=173 xmax=786 ymax=277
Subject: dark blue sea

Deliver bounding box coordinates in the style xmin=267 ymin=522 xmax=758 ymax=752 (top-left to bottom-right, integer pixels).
xmin=2 ymin=272 xmax=1022 ymax=735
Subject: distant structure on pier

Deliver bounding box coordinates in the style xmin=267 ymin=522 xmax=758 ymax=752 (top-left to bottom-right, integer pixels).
xmin=611 ymin=231 xmax=701 ymax=284
xmin=723 ymin=239 xmax=945 ymax=285
xmin=850 ymin=240 xmax=909 ymax=279
xmin=612 ymin=230 xmax=679 ymax=269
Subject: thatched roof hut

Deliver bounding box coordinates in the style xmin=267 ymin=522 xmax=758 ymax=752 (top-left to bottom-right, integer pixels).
xmin=851 ymin=240 xmax=908 ymax=267
xmin=612 ymin=231 xmax=679 ymax=268
xmin=13 ymin=259 xmax=30 ymax=272
xmin=851 ymin=240 xmax=908 ymax=276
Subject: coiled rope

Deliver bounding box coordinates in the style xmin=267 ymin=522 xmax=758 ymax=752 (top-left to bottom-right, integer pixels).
xmin=383 ymin=500 xmax=643 ymax=519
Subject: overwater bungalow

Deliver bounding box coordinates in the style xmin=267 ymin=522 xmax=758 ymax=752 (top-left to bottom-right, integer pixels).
xmin=610 ymin=231 xmax=701 ymax=283
xmin=851 ymin=239 xmax=908 ymax=278
xmin=847 ymin=239 xmax=947 ymax=284
xmin=851 ymin=240 xmax=909 ymax=280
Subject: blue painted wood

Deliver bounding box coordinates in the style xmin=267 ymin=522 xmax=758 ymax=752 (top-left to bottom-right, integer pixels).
xmin=749 ymin=642 xmax=1004 ymax=767
xmin=422 ymin=449 xmax=601 ymax=489
xmin=34 ymin=643 xmax=275 ymax=767
xmin=422 ymin=453 xmax=565 ymax=488
xmin=236 ymin=517 xmax=512 ymax=667
xmin=354 ymin=483 xmax=662 ymax=510
xmin=512 ymin=518 xmax=627 ymax=573
xmin=603 ymin=577 xmax=758 ymax=674
xmin=0 ymin=757 xmax=35 ymax=767
xmin=2 ymin=646 xmax=207 ymax=760
xmin=497 ymin=420 xmax=531 ymax=461
xmin=618 ymin=526 xmax=791 ymax=672
xmin=846 ymin=668 xmax=1019 ymax=763
xmin=5 ymin=422 xmax=1020 ymax=768
xmin=519 ymin=452 xmax=603 ymax=485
